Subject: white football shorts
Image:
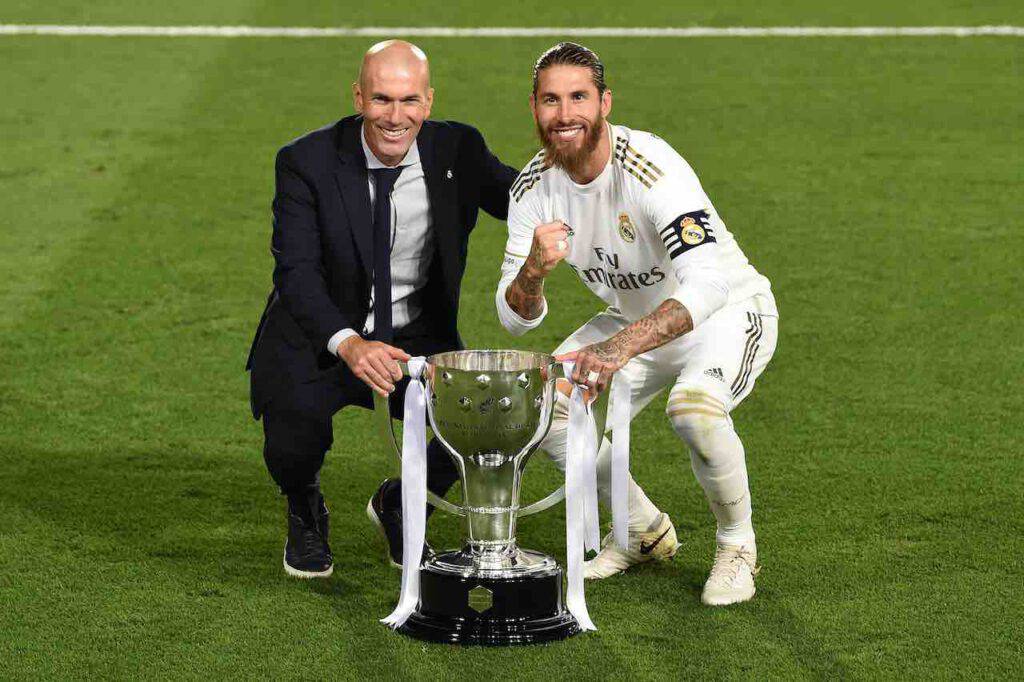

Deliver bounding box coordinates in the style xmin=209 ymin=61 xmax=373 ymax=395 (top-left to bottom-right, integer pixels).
xmin=554 ymin=293 xmax=779 ymax=419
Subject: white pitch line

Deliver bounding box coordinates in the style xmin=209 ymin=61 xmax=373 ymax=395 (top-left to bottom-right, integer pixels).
xmin=0 ymin=24 xmax=1022 ymax=38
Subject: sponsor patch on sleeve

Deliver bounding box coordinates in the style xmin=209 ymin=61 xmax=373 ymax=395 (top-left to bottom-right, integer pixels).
xmin=659 ymin=210 xmax=716 ymax=258
xmin=503 ymin=250 xmax=528 ymax=268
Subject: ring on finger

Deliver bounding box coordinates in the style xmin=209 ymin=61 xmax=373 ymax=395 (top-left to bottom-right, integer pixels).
xmin=586 ymin=370 xmax=600 ymax=385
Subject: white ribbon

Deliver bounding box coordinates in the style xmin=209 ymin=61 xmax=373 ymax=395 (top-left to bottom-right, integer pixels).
xmin=381 ymin=356 xmax=428 ymax=629
xmin=609 ymin=372 xmax=632 ymax=550
xmin=581 ymin=397 xmax=601 ymax=553
xmin=562 ymin=360 xmax=598 ymax=632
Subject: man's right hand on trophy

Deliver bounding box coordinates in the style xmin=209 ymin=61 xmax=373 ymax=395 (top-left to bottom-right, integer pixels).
xmin=526 ymin=220 xmax=571 ymax=277
xmin=337 ymin=336 xmax=410 ymax=397
xmin=555 ymin=336 xmax=629 ymax=396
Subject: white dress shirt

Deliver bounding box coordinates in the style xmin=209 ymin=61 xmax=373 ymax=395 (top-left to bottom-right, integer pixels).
xmin=326 ymin=127 xmax=435 ymax=355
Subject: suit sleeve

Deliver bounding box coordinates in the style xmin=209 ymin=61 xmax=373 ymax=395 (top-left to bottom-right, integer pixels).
xmin=639 ymin=147 xmax=729 ymax=328
xmin=271 ymin=146 xmax=352 ymax=351
xmin=466 ymin=126 xmax=518 ymax=220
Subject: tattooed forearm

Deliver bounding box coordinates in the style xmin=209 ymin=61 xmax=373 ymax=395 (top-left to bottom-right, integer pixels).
xmin=561 ymin=300 xmax=693 ymax=388
xmin=505 ymin=266 xmax=546 ymax=320
xmin=607 ymin=299 xmax=693 ymax=358
xmin=583 ymin=338 xmax=628 ymax=368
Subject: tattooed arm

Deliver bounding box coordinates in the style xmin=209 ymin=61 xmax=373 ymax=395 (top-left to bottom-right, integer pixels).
xmin=505 ymin=265 xmax=547 ymax=320
xmin=556 ymin=299 xmax=694 ymax=392
xmin=504 ymin=220 xmax=570 ymax=320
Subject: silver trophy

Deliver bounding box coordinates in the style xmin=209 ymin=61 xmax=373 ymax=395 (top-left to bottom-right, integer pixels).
xmin=376 ymin=350 xmax=601 ymax=645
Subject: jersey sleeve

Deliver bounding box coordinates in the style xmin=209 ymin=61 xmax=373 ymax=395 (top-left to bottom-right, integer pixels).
xmin=495 ymin=189 xmax=548 ymax=335
xmin=638 ymin=144 xmax=729 ymax=327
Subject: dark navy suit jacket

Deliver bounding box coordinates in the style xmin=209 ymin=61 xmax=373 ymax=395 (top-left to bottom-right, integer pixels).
xmin=247 ymin=115 xmax=517 ymax=418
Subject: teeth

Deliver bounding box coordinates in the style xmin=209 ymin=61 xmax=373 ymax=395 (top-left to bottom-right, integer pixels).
xmin=554 ymin=127 xmax=583 ymax=139
xmin=377 ymin=125 xmax=409 ymax=139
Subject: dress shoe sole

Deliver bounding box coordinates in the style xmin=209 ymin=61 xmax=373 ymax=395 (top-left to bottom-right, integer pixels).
xmin=282 ymin=546 xmax=334 ymax=579
xmin=366 ymin=499 xmax=402 ymax=569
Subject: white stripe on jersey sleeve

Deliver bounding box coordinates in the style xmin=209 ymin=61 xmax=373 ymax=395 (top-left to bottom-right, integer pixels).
xmin=496 ymin=185 xmax=548 ymax=335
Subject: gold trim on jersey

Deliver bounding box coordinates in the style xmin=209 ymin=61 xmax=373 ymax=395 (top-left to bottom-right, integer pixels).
xmin=613 ymin=136 xmax=665 ymax=189
xmin=512 ymin=151 xmax=549 ymax=202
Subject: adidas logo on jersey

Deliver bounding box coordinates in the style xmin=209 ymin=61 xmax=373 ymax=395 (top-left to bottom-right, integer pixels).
xmin=704 ymin=367 xmax=725 ymax=381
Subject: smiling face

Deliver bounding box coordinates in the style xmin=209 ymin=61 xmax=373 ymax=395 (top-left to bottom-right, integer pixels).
xmin=531 ymin=64 xmax=612 ymax=181
xmin=353 ymin=41 xmax=433 ymax=166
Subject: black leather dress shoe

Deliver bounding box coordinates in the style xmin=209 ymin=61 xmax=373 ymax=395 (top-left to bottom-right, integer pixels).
xmin=283 ymin=494 xmax=333 ymax=578
xmin=366 ymin=479 xmax=434 ymax=568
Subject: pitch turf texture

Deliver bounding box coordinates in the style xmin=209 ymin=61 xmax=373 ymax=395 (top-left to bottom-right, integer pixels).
xmin=1 ymin=1 xmax=1022 ymax=679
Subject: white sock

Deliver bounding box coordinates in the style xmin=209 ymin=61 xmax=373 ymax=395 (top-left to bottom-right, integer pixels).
xmin=669 ymin=399 xmax=756 ymax=546
xmin=540 ymin=391 xmax=662 ymax=533
xmin=596 ymin=436 xmax=662 ymax=532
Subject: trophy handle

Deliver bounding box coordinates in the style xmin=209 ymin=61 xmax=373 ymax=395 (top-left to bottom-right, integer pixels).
xmin=373 ymin=364 xmax=466 ymax=517
xmin=517 ymin=362 xmax=609 ymax=517
xmin=518 ymin=486 xmax=565 ymax=516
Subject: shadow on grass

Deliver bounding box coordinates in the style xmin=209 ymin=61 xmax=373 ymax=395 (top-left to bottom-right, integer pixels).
xmin=0 ymin=443 xmax=388 ymax=596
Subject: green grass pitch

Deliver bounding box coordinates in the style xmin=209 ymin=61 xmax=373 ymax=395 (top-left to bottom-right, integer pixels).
xmin=1 ymin=1 xmax=1022 ymax=679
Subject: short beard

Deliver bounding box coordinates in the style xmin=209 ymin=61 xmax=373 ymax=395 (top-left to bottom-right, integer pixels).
xmin=537 ymin=114 xmax=605 ymax=179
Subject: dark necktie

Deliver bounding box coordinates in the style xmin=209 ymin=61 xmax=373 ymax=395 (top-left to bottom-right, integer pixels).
xmin=370 ymin=167 xmax=403 ymax=344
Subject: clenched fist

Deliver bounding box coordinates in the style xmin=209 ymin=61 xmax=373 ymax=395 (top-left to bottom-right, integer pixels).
xmin=337 ymin=336 xmax=410 ymax=397
xmin=525 ymin=220 xmax=572 ymax=279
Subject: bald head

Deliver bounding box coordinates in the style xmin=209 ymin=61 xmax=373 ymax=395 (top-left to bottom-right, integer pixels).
xmin=358 ymin=40 xmax=430 ymax=92
xmin=352 ymin=40 xmax=434 ymax=167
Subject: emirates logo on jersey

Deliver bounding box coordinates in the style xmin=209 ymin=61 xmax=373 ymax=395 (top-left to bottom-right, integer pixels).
xmin=617 ymin=212 xmax=637 ymax=243
xmin=568 ymin=248 xmax=667 ymax=291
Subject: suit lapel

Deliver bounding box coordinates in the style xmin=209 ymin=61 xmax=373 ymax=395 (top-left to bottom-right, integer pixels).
xmin=334 ymin=118 xmax=373 ymax=279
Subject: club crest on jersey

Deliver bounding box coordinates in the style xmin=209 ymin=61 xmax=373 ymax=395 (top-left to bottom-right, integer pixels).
xmin=617 ymin=213 xmax=637 ymax=243
xmin=660 ymin=209 xmax=716 ymax=259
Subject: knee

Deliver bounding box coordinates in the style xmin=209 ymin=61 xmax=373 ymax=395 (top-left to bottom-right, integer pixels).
xmin=552 ymin=383 xmax=571 ymax=422
xmin=263 ymin=410 xmax=332 ymax=461
xmin=666 ymin=387 xmax=730 ymax=453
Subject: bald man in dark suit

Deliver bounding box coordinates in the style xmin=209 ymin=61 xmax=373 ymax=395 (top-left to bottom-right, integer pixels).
xmin=247 ymin=41 xmax=517 ymax=577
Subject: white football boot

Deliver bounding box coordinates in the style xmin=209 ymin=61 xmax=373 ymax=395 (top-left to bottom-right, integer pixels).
xmin=701 ymin=543 xmax=759 ymax=606
xmin=583 ymin=514 xmax=680 ymax=579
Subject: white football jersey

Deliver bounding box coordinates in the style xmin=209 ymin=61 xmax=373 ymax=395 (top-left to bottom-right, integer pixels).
xmin=496 ymin=123 xmax=776 ymax=334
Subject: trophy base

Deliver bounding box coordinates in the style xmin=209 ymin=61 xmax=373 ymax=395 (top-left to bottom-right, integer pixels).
xmin=397 ymin=550 xmax=581 ymax=646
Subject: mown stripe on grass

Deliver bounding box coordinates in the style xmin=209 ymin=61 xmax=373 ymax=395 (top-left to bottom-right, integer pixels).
xmin=1 ymin=24 xmax=1023 ymax=38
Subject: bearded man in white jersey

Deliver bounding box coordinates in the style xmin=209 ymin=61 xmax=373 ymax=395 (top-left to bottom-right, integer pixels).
xmin=495 ymin=43 xmax=779 ymax=606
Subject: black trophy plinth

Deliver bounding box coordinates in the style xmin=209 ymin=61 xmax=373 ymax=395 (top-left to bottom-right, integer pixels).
xmin=397 ymin=553 xmax=581 ymax=646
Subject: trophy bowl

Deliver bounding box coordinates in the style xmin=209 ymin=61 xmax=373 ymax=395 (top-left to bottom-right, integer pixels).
xmin=377 ymin=349 xmax=580 ymax=645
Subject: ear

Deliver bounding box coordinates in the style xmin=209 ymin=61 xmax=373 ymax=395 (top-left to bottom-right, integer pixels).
xmin=423 ymin=87 xmax=434 ymax=118
xmin=601 ymin=89 xmax=612 ymax=118
xmin=351 ymin=81 xmax=364 ymax=114
xmin=529 ymin=93 xmax=537 ymax=118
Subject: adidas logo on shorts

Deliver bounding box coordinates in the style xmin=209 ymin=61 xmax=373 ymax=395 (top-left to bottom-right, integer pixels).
xmin=704 ymin=367 xmax=724 ymax=381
